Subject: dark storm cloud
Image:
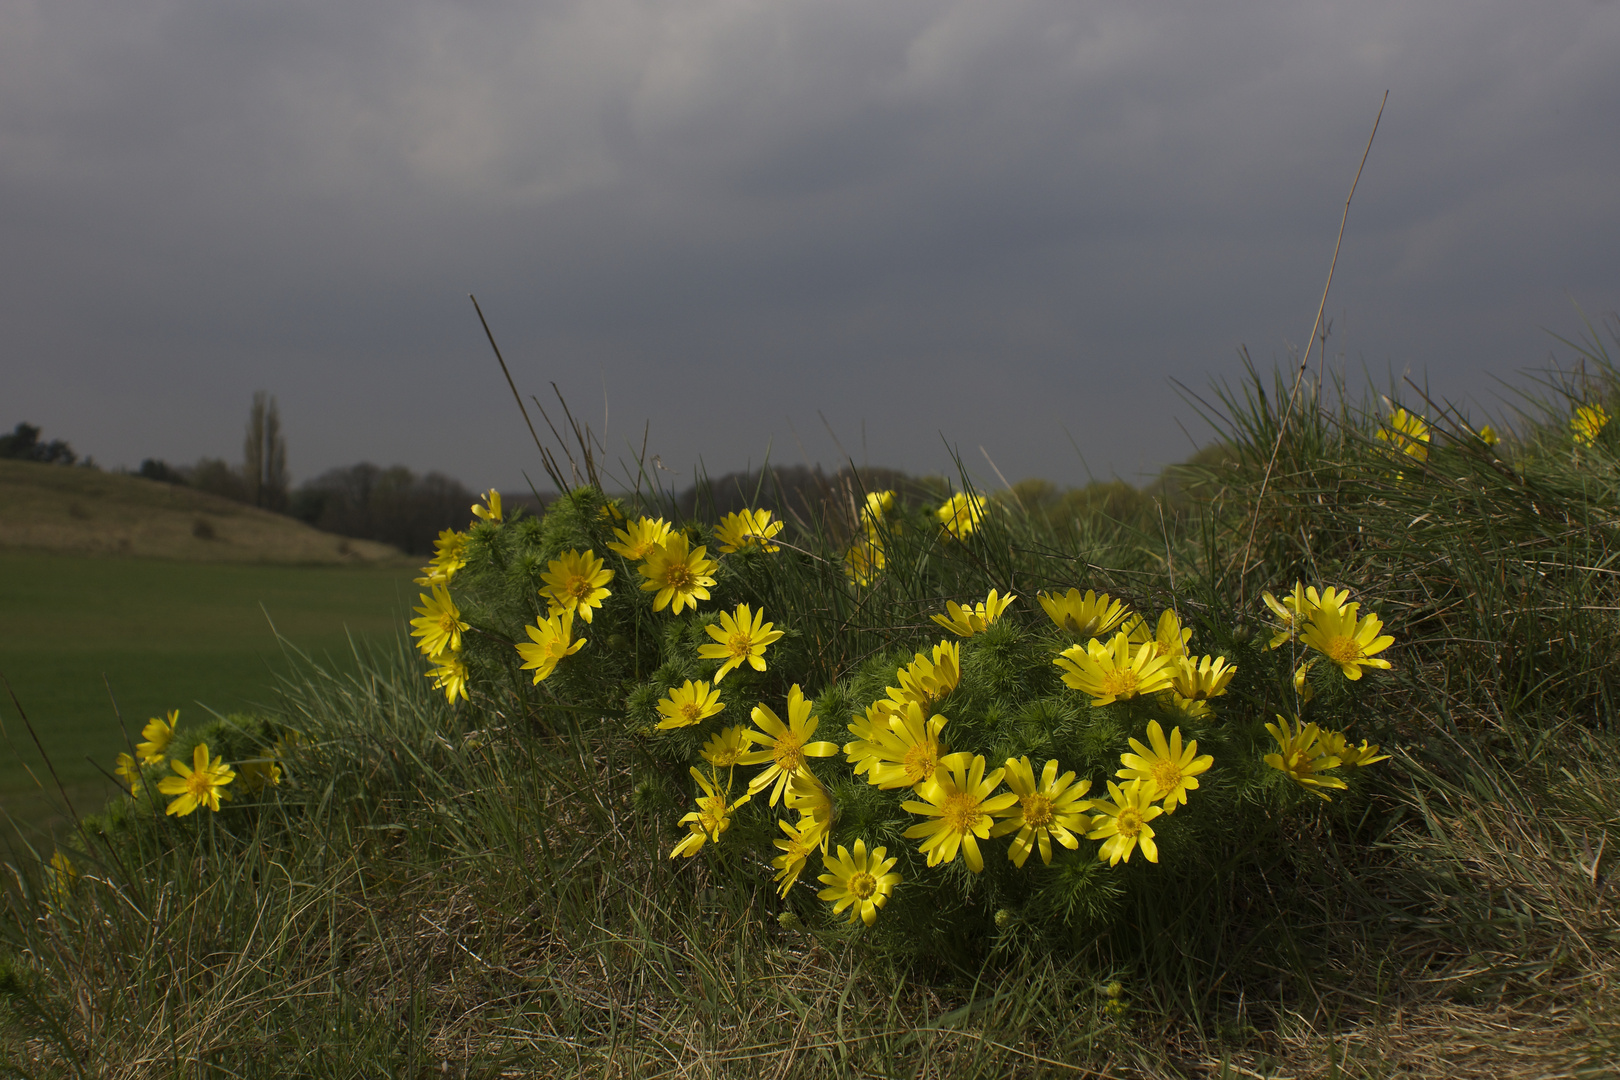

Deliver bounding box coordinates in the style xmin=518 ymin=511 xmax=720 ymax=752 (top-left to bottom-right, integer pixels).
xmin=2 ymin=1 xmax=1617 ymax=489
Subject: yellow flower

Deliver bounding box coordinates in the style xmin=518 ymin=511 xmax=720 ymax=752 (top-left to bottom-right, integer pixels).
xmin=696 ymin=603 xmax=785 ymax=682
xmin=715 ymin=509 xmax=784 ymax=554
xmin=901 ymin=752 xmax=1018 ymax=873
xmin=1377 ymin=408 xmax=1430 ymax=462
xmin=1573 ymin=404 xmax=1610 ymax=447
xmin=1260 ymin=583 xmax=1351 ymax=650
xmin=426 ymin=650 xmax=470 ymax=703
xmin=989 ymin=756 xmax=1092 ymax=868
xmin=410 ymin=585 xmax=468 ymax=658
xmin=1264 ymin=715 xmax=1348 ymax=799
xmin=1054 ymin=632 xmax=1177 ymax=706
xmin=1168 ymin=655 xmax=1236 ymax=702
xmin=156 ymin=742 xmax=236 ymax=816
xmin=1301 ymin=603 xmax=1394 ymax=680
xmin=656 ymin=679 xmax=726 ymax=730
xmin=540 ymin=549 xmax=614 ymax=623
xmin=1293 ymin=658 xmax=1316 ymax=703
xmin=1168 ymin=695 xmax=1211 ymax=719
xmin=471 ymin=488 xmax=503 ymax=523
xmin=1477 ymin=424 xmax=1500 ymax=447
xmin=47 ymin=851 xmax=78 ymax=906
xmin=432 ymin=529 xmax=468 ymax=577
xmin=638 ymin=534 xmax=717 ymax=614
xmin=1037 ymin=589 xmax=1130 ymax=639
xmin=817 ymin=839 xmax=901 ymax=926
xmin=1124 ymin=609 xmax=1192 ymax=660
xmin=237 ymin=755 xmax=283 ymax=793
xmin=772 ymin=817 xmax=827 ymax=896
xmin=115 ymin=752 xmax=142 ymax=795
xmin=608 ymin=516 xmax=673 ymax=561
xmin=1319 ymin=730 xmax=1391 ymax=768
xmin=843 ymin=700 xmax=899 ymax=778
xmin=515 ymin=609 xmax=586 ymax=683
xmin=669 ymin=766 xmax=750 ymax=858
xmin=739 ymin=686 xmax=840 ymax=806
xmin=700 ymin=725 xmax=751 ymax=768
xmin=861 ymin=490 xmax=896 ymax=527
xmin=1116 ymin=720 xmax=1213 ymax=812
xmin=887 ymin=640 xmax=962 ymax=708
xmin=864 ymin=701 xmax=950 ymax=791
xmin=136 ymin=709 xmax=179 ymax=765
xmin=1260 ymin=583 xmax=1310 ymax=649
xmin=415 ymin=530 xmax=466 ymax=586
xmin=845 ymin=537 xmax=886 ymax=586
xmin=786 ymin=770 xmax=834 ymax=831
xmin=930 ymin=589 xmax=1016 ymax=638
xmin=1087 ymin=780 xmax=1163 ymax=865
xmin=937 ymin=492 xmax=987 ymax=540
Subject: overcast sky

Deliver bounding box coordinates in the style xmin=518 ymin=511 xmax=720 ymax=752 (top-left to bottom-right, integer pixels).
xmin=3 ymin=1 xmax=1617 ymax=492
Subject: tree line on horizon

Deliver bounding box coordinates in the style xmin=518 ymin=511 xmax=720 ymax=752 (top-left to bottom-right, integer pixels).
xmin=8 ymin=397 xmax=1170 ymax=556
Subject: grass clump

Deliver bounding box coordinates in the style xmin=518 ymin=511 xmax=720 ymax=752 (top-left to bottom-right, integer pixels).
xmin=3 ymin=322 xmax=1620 ymax=1076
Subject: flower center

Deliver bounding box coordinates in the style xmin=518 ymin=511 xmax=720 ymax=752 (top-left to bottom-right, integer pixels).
xmin=709 ymin=745 xmax=741 ymax=768
xmin=727 ymin=631 xmax=754 ymax=658
xmin=849 ymin=871 xmax=877 ymax=900
xmin=1326 ymin=635 xmax=1362 ymax=664
xmin=186 ymin=772 xmax=215 ymax=798
xmin=901 ymin=740 xmax=939 ymax=784
xmin=940 ymin=791 xmax=983 ymax=834
xmin=772 ymin=731 xmax=805 ymax=772
xmin=1115 ymin=808 xmax=1142 ymax=838
xmin=1148 ymin=759 xmax=1183 ymax=795
xmin=665 ymin=563 xmax=694 ymax=590
xmin=1100 ymin=669 xmax=1139 ymax=698
xmin=568 ymin=577 xmax=596 ymax=601
xmin=680 ymin=701 xmax=703 ymax=723
xmin=1021 ymin=793 xmax=1054 ymax=828
xmin=1071 ymin=615 xmax=1102 ymax=637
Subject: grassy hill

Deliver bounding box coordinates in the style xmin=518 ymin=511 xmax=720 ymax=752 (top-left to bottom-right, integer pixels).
xmin=0 ymin=459 xmax=407 ymax=564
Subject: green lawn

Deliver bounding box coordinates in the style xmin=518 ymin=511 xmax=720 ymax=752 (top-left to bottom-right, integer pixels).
xmin=0 ymin=552 xmax=418 ymax=833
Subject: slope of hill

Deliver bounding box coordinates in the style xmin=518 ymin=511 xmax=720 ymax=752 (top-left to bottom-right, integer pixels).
xmin=0 ymin=460 xmax=409 ymax=564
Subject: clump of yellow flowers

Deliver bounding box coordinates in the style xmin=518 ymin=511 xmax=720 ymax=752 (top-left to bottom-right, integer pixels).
xmin=650 ymin=573 xmax=1392 ymax=929
xmin=111 ymin=709 xmax=296 ymax=818
xmin=399 ymin=484 xmax=1396 ymax=937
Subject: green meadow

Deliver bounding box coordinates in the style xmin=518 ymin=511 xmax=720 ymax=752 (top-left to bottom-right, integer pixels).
xmin=0 ymin=552 xmax=416 ymax=831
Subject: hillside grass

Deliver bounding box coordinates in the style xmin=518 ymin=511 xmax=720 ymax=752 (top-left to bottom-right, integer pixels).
xmin=0 ymin=459 xmax=405 ymax=564
xmin=4 ymin=331 xmax=1620 ymax=1076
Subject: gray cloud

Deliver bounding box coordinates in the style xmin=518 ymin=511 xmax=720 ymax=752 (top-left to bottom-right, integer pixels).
xmin=2 ymin=0 xmax=1617 ymax=490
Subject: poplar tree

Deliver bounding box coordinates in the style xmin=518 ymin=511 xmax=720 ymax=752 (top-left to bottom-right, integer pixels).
xmin=243 ymin=391 xmax=289 ymax=511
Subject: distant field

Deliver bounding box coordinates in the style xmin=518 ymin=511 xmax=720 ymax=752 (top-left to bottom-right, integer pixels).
xmin=0 ymin=552 xmax=419 ymax=833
